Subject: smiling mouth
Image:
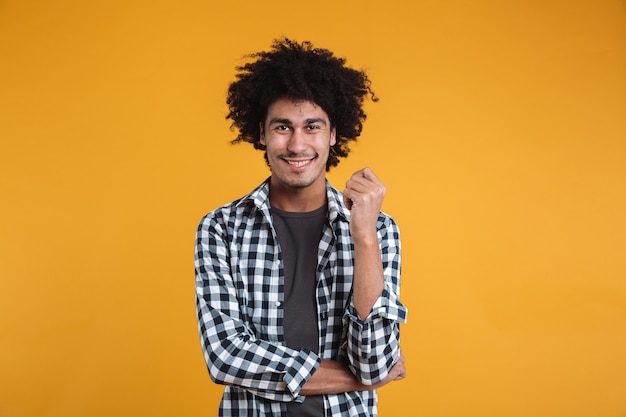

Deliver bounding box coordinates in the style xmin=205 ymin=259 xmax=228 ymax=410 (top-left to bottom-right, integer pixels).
xmin=283 ymin=154 xmax=317 ymax=168
xmin=287 ymin=159 xmax=312 ymax=167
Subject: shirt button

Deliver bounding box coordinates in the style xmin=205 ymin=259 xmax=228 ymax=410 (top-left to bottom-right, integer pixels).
xmin=275 ymin=301 xmax=281 ymax=307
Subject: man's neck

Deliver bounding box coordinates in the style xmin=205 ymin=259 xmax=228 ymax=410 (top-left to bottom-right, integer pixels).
xmin=268 ymin=179 xmax=327 ymax=213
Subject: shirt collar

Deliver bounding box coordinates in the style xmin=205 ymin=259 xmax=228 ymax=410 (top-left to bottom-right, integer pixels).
xmin=325 ymin=181 xmax=351 ymax=224
xmin=236 ymin=177 xmax=350 ymax=224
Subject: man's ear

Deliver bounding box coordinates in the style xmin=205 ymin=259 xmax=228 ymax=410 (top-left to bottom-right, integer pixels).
xmin=330 ymin=127 xmax=336 ymax=146
xmin=259 ymin=122 xmax=266 ymax=145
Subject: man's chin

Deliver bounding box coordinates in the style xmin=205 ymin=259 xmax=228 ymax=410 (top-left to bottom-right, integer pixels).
xmin=284 ymin=178 xmax=315 ymax=189
xmin=272 ymin=173 xmax=317 ymax=190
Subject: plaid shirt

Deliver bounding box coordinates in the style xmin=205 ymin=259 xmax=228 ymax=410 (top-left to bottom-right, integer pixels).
xmin=195 ymin=179 xmax=407 ymax=417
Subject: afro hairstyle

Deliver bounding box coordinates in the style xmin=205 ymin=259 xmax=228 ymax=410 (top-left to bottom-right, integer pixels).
xmin=226 ymin=38 xmax=378 ymax=170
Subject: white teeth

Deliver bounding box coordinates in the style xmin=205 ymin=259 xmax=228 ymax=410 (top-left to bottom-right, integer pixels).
xmin=288 ymin=160 xmax=310 ymax=167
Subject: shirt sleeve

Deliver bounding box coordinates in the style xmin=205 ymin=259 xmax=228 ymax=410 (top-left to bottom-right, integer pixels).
xmin=195 ymin=213 xmax=321 ymax=402
xmin=343 ymin=215 xmax=408 ymax=385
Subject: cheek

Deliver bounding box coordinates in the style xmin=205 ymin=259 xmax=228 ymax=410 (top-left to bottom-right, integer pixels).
xmin=264 ymin=138 xmax=286 ymax=155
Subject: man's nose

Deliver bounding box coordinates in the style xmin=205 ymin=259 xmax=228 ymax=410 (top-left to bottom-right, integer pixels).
xmin=287 ymin=129 xmax=307 ymax=153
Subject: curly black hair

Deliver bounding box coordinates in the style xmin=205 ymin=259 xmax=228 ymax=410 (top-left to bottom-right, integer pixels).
xmin=226 ymin=38 xmax=378 ymax=170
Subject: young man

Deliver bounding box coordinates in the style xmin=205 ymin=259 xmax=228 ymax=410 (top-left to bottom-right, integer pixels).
xmin=195 ymin=38 xmax=408 ymax=417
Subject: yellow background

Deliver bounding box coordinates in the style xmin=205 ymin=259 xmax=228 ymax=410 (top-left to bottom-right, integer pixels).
xmin=1 ymin=0 xmax=625 ymax=416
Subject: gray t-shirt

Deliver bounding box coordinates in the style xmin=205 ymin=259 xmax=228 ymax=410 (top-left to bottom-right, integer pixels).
xmin=271 ymin=204 xmax=327 ymax=417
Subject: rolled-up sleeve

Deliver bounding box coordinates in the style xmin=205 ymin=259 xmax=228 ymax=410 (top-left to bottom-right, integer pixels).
xmin=343 ymin=215 xmax=408 ymax=385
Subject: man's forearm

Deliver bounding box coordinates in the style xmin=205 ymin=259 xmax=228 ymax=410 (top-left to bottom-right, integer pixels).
xmin=299 ymin=356 xmax=406 ymax=396
xmin=299 ymin=360 xmax=370 ymax=395
xmin=352 ymin=232 xmax=385 ymax=320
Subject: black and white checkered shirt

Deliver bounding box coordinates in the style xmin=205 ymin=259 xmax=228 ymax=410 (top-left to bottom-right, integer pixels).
xmin=195 ymin=179 xmax=407 ymax=417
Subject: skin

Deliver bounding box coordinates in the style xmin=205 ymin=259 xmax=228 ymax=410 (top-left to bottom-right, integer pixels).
xmin=260 ymin=97 xmax=406 ymax=392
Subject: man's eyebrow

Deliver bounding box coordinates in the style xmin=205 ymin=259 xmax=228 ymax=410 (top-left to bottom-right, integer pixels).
xmin=305 ymin=118 xmax=327 ymax=125
xmin=268 ymin=118 xmax=292 ymax=126
xmin=267 ymin=117 xmax=327 ymax=126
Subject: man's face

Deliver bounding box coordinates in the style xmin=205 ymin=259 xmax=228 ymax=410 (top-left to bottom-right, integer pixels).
xmin=261 ymin=97 xmax=336 ymax=191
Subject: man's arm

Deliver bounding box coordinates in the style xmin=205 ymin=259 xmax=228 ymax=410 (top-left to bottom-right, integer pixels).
xmin=299 ymin=355 xmax=406 ymax=396
xmin=342 ymin=168 xmax=408 ymax=385
xmin=343 ymin=167 xmax=388 ymax=319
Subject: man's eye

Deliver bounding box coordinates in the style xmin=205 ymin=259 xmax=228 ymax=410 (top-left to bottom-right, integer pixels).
xmin=276 ymin=125 xmax=290 ymax=131
xmin=306 ymin=125 xmax=320 ymax=130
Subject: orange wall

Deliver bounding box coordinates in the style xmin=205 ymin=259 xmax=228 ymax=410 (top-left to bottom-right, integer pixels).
xmin=1 ymin=1 xmax=625 ymax=416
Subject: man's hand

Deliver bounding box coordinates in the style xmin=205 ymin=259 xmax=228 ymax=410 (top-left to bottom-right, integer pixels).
xmin=343 ymin=167 xmax=387 ymax=240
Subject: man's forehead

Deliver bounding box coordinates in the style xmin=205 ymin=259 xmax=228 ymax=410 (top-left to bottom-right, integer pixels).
xmin=265 ymin=97 xmax=329 ymax=120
